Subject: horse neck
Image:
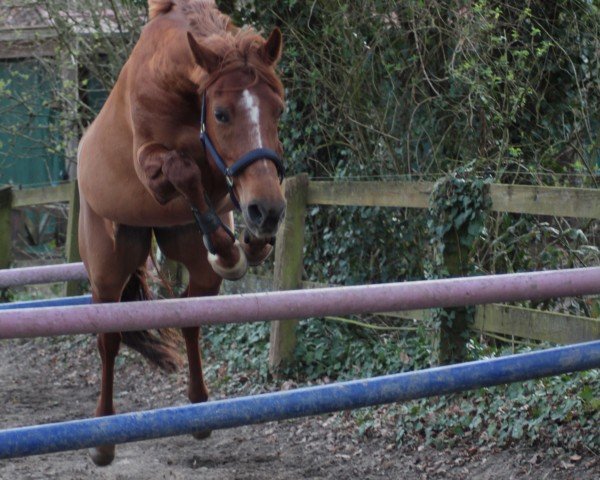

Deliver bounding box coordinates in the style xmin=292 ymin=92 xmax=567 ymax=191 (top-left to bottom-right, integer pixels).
xmin=144 ymin=24 xmax=204 ymax=95
xmin=145 ymin=3 xmax=232 ymax=94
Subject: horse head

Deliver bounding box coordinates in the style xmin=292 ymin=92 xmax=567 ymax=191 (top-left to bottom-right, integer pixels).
xmin=188 ymin=28 xmax=286 ymax=240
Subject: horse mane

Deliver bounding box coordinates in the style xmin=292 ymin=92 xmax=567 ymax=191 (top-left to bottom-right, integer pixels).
xmin=149 ymin=0 xmax=227 ymax=31
xmin=197 ymin=30 xmax=284 ymax=98
xmin=148 ymin=0 xmax=175 ymax=19
xmin=148 ymin=0 xmax=283 ymax=98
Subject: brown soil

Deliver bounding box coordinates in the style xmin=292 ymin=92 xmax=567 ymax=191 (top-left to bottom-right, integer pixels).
xmin=0 ymin=336 xmax=598 ymax=480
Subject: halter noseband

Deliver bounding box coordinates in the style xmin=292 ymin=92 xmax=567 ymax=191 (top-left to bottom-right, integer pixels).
xmin=199 ymin=92 xmax=285 ymax=210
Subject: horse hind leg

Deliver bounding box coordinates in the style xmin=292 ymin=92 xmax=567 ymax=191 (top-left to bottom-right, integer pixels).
xmin=88 ymin=280 xmax=128 ymax=466
xmin=79 ymin=199 xmax=156 ymax=465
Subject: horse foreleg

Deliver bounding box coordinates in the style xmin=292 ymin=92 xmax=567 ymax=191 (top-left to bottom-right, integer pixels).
xmin=239 ymin=228 xmax=274 ymax=266
xmin=155 ymin=224 xmax=222 ymax=440
xmin=181 ymin=325 xmax=212 ymax=440
xmin=137 ymin=143 xmax=247 ymax=280
xmin=89 ymin=331 xmax=121 ymax=466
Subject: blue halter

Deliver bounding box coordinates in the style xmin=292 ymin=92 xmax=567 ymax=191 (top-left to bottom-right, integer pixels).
xmin=199 ymin=93 xmax=285 ymax=210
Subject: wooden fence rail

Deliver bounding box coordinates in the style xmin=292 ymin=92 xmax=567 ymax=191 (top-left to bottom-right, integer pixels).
xmin=11 ymin=183 xmax=73 ymax=208
xmin=0 ymin=183 xmax=78 ymax=293
xmin=307 ymin=181 xmax=600 ymax=218
xmin=1 ymin=179 xmax=599 ymax=369
xmin=271 ymin=176 xmax=600 ymax=368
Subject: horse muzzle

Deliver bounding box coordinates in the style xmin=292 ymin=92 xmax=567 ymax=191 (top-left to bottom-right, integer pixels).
xmin=243 ymin=198 xmax=286 ymax=238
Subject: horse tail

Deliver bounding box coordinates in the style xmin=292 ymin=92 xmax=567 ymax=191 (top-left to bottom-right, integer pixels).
xmin=120 ymin=267 xmax=184 ymax=373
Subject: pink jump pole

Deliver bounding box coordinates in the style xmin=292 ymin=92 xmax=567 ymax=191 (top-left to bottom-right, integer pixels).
xmin=0 ymin=267 xmax=599 ymax=339
xmin=0 ymin=263 xmax=87 ymax=288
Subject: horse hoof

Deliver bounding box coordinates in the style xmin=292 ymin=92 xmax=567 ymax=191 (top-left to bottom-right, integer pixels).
xmin=207 ymin=240 xmax=248 ymax=280
xmin=247 ymin=244 xmax=273 ymax=266
xmin=241 ymin=231 xmax=274 ymax=266
xmin=192 ymin=430 xmax=212 ymax=440
xmin=89 ymin=445 xmax=115 ymax=466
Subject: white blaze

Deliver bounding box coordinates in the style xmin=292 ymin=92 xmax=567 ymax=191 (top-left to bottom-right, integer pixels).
xmin=241 ymin=89 xmax=263 ymax=148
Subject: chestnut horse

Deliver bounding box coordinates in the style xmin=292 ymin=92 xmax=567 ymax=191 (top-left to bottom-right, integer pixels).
xmin=77 ymin=0 xmax=286 ymax=465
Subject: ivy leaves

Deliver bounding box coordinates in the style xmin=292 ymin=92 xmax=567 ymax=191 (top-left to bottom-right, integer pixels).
xmin=428 ymin=163 xmax=492 ymax=270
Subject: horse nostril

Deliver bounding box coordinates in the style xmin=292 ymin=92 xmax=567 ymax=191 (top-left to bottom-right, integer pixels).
xmin=246 ymin=201 xmax=285 ymax=232
xmin=263 ymin=205 xmax=285 ymax=231
xmin=247 ymin=203 xmax=264 ymax=225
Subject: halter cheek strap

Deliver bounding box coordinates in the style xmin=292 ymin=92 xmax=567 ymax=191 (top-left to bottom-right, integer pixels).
xmin=199 ymin=93 xmax=285 ymax=210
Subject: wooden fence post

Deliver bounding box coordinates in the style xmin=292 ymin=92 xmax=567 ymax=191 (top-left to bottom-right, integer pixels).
xmin=436 ymin=231 xmax=470 ymax=365
xmin=269 ymin=173 xmax=308 ymax=373
xmin=0 ymin=186 xmax=12 ymax=271
xmin=65 ymin=181 xmax=82 ymax=296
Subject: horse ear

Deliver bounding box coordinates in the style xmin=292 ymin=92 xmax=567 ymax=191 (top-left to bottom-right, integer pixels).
xmin=259 ymin=28 xmax=283 ymax=65
xmin=187 ymin=32 xmax=221 ymax=73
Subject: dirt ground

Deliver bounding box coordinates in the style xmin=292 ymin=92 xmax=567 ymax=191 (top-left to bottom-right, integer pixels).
xmin=0 ymin=335 xmax=598 ymax=480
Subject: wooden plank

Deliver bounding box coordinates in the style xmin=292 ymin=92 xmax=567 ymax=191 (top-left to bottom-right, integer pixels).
xmin=307 ymin=181 xmax=432 ymax=208
xmin=0 ymin=186 xmax=12 ymax=270
xmin=269 ymin=174 xmax=309 ymax=372
xmin=307 ymin=181 xmax=600 ymax=219
xmin=0 ymin=42 xmax=56 ymax=59
xmin=11 ymin=181 xmax=600 ymax=217
xmin=12 ymin=183 xmax=73 ymax=208
xmin=473 ymin=304 xmax=600 ymax=344
xmin=0 ymin=26 xmax=57 ymax=43
xmin=0 ymin=27 xmax=58 ymax=59
xmin=489 ymin=184 xmax=600 ymax=219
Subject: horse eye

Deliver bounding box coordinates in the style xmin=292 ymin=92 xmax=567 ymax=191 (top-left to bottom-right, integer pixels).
xmin=214 ymin=109 xmax=229 ymax=124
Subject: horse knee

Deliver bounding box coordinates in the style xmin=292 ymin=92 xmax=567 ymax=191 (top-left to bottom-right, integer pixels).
xmin=207 ymin=240 xmax=248 ymax=280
